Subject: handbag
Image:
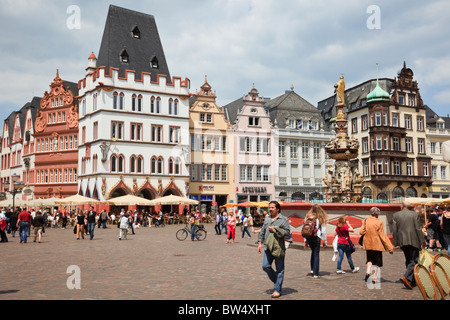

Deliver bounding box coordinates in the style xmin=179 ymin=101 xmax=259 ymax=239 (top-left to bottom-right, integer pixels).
xmin=358 ymin=219 xmax=366 ymax=246
xmin=337 ymin=227 xmax=356 ymax=253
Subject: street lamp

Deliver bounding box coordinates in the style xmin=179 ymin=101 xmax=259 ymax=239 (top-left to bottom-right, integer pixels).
xmin=9 ymin=173 xmax=24 ymax=211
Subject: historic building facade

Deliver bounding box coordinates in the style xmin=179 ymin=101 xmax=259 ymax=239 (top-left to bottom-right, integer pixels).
xmin=223 ymin=85 xmax=275 ymax=204
xmin=188 ymin=77 xmax=235 ymax=212
xmin=426 ymin=111 xmax=450 ymax=199
xmin=33 ymin=71 xmax=79 ymax=199
xmin=318 ymin=62 xmax=432 ymax=201
xmin=266 ymin=87 xmax=334 ymax=202
xmin=77 ymin=6 xmax=191 ymax=212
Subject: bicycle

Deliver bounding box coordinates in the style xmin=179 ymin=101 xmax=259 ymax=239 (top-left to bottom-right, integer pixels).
xmin=176 ymin=223 xmax=207 ymax=241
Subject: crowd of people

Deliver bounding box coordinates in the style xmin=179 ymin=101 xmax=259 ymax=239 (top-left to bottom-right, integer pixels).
xmin=1 ymin=199 xmax=449 ymax=299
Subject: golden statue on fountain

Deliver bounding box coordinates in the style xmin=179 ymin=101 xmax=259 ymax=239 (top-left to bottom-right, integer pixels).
xmin=324 ymin=76 xmax=364 ymax=203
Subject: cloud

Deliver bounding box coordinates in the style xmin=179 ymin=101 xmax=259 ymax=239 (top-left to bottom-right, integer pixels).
xmin=0 ymin=0 xmax=449 ymax=123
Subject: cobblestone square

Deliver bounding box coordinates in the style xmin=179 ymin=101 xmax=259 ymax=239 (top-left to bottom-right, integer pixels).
xmin=0 ymin=222 xmax=426 ymax=301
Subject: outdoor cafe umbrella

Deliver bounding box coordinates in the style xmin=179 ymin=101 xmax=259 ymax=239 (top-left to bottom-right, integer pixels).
xmin=55 ymin=194 xmax=100 ymax=205
xmin=221 ymin=203 xmax=240 ymax=208
xmin=147 ymin=194 xmax=198 ymax=205
xmin=104 ymin=194 xmax=155 ymax=206
xmin=28 ymin=197 xmax=61 ymax=207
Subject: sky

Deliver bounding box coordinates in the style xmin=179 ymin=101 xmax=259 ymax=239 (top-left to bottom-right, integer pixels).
xmin=0 ymin=0 xmax=449 ymax=124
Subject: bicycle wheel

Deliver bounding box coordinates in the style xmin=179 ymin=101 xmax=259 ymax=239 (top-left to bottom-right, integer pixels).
xmin=196 ymin=229 xmax=207 ymax=241
xmin=176 ymin=229 xmax=188 ymax=241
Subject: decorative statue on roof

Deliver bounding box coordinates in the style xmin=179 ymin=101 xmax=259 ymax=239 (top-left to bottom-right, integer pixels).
xmin=334 ymin=75 xmax=345 ymax=105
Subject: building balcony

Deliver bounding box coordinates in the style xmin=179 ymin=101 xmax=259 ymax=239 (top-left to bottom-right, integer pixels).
xmin=369 ymin=174 xmax=432 ymax=186
xmin=370 ymin=149 xmax=409 ymax=159
xmin=369 ymin=126 xmax=407 ymax=136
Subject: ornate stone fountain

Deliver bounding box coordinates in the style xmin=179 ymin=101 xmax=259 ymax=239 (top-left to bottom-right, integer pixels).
xmin=323 ymin=76 xmax=364 ymax=203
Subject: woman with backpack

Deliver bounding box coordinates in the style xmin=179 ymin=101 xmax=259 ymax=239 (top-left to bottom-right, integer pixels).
xmin=304 ymin=204 xmax=328 ymax=279
xmin=335 ymin=216 xmax=359 ymax=274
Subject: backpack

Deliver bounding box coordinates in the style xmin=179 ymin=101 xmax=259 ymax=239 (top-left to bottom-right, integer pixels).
xmin=301 ymin=217 xmax=317 ymax=239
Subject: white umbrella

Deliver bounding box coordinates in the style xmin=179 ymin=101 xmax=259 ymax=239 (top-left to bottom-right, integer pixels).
xmin=29 ymin=197 xmax=61 ymax=207
xmin=55 ymin=194 xmax=100 ymax=205
xmin=104 ymin=194 xmax=155 ymax=206
xmin=147 ymin=194 xmax=198 ymax=205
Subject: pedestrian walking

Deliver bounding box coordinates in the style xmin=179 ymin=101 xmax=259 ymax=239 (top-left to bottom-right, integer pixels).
xmin=17 ymin=208 xmax=32 ymax=243
xmin=32 ymin=211 xmax=45 ymax=243
xmin=305 ymin=204 xmax=328 ymax=279
xmin=257 ymin=201 xmax=291 ymax=298
xmin=440 ymin=207 xmax=450 ymax=252
xmin=87 ymin=207 xmax=96 ymax=240
xmin=61 ymin=207 xmax=68 ymax=229
xmin=226 ymin=210 xmax=236 ymax=243
xmin=220 ymin=211 xmax=227 ymax=234
xmin=335 ymin=215 xmax=359 ymax=274
xmin=8 ymin=210 xmax=18 ymax=237
xmin=119 ymin=213 xmax=129 ymax=240
xmin=392 ymin=201 xmax=427 ymax=290
xmin=0 ymin=213 xmax=8 ymax=243
xmin=426 ymin=208 xmax=442 ymax=251
xmin=215 ymin=210 xmax=222 ymax=235
xmin=360 ymin=207 xmax=393 ymax=284
xmin=76 ymin=211 xmax=85 ymax=240
xmin=242 ymin=214 xmax=251 ymax=239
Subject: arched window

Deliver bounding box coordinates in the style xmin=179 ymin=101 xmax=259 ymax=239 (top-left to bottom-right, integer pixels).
xmin=151 ymin=157 xmax=156 ymax=174
xmin=150 ymin=56 xmax=159 ymax=69
xmin=130 ymin=156 xmax=136 ymax=173
xmin=120 ymin=50 xmax=129 ymax=63
xmin=168 ymin=158 xmax=173 ymax=174
xmin=392 ymin=187 xmax=404 ymax=199
xmin=111 ymin=155 xmax=117 ymax=172
xmin=406 ymin=187 xmax=417 ymax=198
xmin=132 ymin=26 xmax=140 ymax=39
xmin=137 ymin=156 xmax=143 ymax=173
xmin=157 ymin=157 xmax=163 ymax=174
xmin=118 ymin=155 xmax=124 ymax=172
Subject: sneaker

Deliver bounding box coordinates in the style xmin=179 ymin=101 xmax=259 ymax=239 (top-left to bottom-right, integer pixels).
xmin=352 ymin=267 xmax=360 ymax=273
xmin=313 ymin=275 xmax=320 ymax=279
xmin=336 ymin=270 xmax=346 ymax=274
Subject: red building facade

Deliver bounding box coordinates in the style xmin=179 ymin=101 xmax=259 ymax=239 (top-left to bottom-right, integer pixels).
xmin=33 ymin=70 xmax=79 ymax=199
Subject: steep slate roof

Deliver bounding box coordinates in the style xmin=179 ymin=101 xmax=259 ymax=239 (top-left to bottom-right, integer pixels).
xmin=317 ymin=78 xmax=395 ymax=122
xmin=264 ymin=89 xmax=323 ymax=127
xmin=96 ymin=5 xmax=171 ymax=83
xmin=5 ymin=96 xmax=41 ymax=144
xmin=222 ymin=97 xmax=244 ymax=124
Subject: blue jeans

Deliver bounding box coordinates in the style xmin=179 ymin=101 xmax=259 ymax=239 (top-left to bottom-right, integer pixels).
xmin=190 ymin=224 xmax=199 ymax=240
xmin=19 ymin=222 xmax=30 ymax=243
xmin=242 ymin=226 xmax=251 ymax=238
xmin=337 ymin=243 xmax=355 ymax=270
xmin=262 ymin=249 xmax=285 ymax=293
xmin=87 ymin=222 xmax=95 ymax=240
xmin=307 ymin=236 xmax=321 ymax=276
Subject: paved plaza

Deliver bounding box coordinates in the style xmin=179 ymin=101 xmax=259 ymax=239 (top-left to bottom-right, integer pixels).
xmin=1 ymin=221 xmax=427 ymax=301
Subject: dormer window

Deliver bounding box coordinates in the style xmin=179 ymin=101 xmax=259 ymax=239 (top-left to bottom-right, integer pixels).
xmin=150 ymin=56 xmax=159 ymax=69
xmin=132 ymin=26 xmax=140 ymax=39
xmin=120 ymin=50 xmax=129 ymax=63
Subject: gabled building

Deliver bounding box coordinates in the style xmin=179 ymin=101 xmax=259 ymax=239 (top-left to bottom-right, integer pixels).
xmin=33 ymin=70 xmax=79 ymax=199
xmin=265 ymin=87 xmax=334 ymax=202
xmin=0 ymin=97 xmax=41 ymax=203
xmin=318 ymin=62 xmax=432 ymax=201
xmin=77 ymin=5 xmax=191 ymax=213
xmin=223 ymin=85 xmax=275 ymax=203
xmin=189 ymin=77 xmax=234 ymax=212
